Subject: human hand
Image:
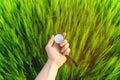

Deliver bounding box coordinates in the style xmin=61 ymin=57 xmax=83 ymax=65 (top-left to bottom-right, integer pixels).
xmin=45 ymin=32 xmax=70 ymax=68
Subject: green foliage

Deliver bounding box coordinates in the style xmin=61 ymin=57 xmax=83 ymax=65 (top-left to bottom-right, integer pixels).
xmin=0 ymin=0 xmax=120 ymax=80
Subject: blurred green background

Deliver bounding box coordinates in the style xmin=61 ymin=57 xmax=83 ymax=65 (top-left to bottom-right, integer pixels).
xmin=0 ymin=0 xmax=120 ymax=80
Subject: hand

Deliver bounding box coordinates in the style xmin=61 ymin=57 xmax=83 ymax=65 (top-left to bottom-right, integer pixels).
xmin=45 ymin=32 xmax=70 ymax=68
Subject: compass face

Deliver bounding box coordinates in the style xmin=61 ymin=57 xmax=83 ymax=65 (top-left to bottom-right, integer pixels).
xmin=55 ymin=34 xmax=64 ymax=44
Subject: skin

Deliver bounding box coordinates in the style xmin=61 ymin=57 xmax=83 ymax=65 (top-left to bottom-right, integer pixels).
xmin=35 ymin=32 xmax=70 ymax=80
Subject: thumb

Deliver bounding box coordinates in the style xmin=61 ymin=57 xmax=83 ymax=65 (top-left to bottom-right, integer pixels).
xmin=47 ymin=35 xmax=55 ymax=47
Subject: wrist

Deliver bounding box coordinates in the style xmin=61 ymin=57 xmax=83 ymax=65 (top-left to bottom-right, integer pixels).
xmin=47 ymin=59 xmax=59 ymax=69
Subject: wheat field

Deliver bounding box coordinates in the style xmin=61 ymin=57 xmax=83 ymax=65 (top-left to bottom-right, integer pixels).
xmin=0 ymin=0 xmax=120 ymax=80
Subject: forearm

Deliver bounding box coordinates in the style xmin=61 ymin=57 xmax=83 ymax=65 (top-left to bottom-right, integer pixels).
xmin=35 ymin=59 xmax=59 ymax=80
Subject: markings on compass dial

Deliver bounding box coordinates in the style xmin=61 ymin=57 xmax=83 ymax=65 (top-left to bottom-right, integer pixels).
xmin=55 ymin=34 xmax=64 ymax=44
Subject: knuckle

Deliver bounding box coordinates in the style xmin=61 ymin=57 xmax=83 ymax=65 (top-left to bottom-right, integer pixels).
xmin=67 ymin=43 xmax=69 ymax=47
xmin=68 ymin=48 xmax=70 ymax=52
xmin=68 ymin=43 xmax=70 ymax=46
xmin=65 ymin=43 xmax=69 ymax=48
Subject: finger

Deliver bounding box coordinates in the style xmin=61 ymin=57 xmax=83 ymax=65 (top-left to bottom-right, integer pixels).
xmin=62 ymin=32 xmax=66 ymax=38
xmin=63 ymin=48 xmax=70 ymax=55
xmin=60 ymin=40 xmax=67 ymax=47
xmin=61 ymin=43 xmax=69 ymax=52
xmin=47 ymin=35 xmax=55 ymax=47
